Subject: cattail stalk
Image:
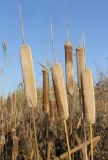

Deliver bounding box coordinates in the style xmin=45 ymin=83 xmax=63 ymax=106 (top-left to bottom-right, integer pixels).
xmin=64 ymin=120 xmax=71 ymax=160
xmin=90 ymin=124 xmax=93 ymax=160
xmin=20 ymin=44 xmax=39 ymax=160
xmin=82 ymin=68 xmax=95 ymax=160
xmin=12 ymin=135 xmax=18 ymax=160
xmin=52 ymin=63 xmax=71 ymax=160
xmin=65 ymin=41 xmax=75 ymax=157
xmin=64 ymin=41 xmax=76 ymax=157
xmin=31 ymin=104 xmax=39 ymax=160
xmin=76 ymin=47 xmax=88 ymax=159
xmin=46 ymin=100 xmax=55 ymax=160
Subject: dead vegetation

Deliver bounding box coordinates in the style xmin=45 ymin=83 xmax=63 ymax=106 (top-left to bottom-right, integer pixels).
xmin=0 ymin=38 xmax=107 ymax=160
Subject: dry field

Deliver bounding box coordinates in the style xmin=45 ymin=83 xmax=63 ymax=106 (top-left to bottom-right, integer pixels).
xmin=0 ymin=41 xmax=107 ymax=160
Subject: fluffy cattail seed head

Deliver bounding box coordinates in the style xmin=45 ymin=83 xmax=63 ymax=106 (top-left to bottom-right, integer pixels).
xmin=65 ymin=41 xmax=74 ymax=95
xmin=81 ymin=68 xmax=95 ymax=124
xmin=52 ymin=63 xmax=69 ymax=120
xmin=20 ymin=44 xmax=37 ymax=108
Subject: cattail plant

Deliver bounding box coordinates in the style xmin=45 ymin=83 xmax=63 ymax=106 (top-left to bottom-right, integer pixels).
xmin=52 ymin=63 xmax=71 ymax=160
xmin=20 ymin=44 xmax=37 ymax=108
xmin=0 ymin=97 xmax=3 ymax=111
xmin=43 ymin=69 xmax=49 ymax=114
xmin=76 ymin=46 xmax=88 ymax=160
xmin=12 ymin=128 xmax=16 ymax=137
xmin=45 ymin=100 xmax=55 ymax=160
xmin=81 ymin=68 xmax=96 ymax=160
xmin=1 ymin=135 xmax=5 ymax=152
xmin=19 ymin=5 xmax=39 ymax=159
xmin=12 ymin=91 xmax=17 ymax=129
xmin=49 ymin=100 xmax=55 ymax=123
xmin=81 ymin=68 xmax=95 ymax=124
xmin=65 ymin=40 xmax=74 ymax=95
xmin=12 ymin=91 xmax=16 ymax=109
xmin=20 ymin=44 xmax=39 ymax=160
xmin=76 ymin=47 xmax=86 ymax=89
xmin=12 ymin=134 xmax=19 ymax=159
xmin=52 ymin=63 xmax=69 ymax=120
xmin=7 ymin=93 xmax=13 ymax=114
xmin=1 ymin=110 xmax=4 ymax=135
xmin=42 ymin=68 xmax=50 ymax=159
xmin=65 ymin=40 xmax=76 ymax=158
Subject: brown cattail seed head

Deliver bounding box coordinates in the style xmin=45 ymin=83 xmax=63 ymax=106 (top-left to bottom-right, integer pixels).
xmin=43 ymin=69 xmax=49 ymax=114
xmin=65 ymin=41 xmax=74 ymax=95
xmin=1 ymin=135 xmax=5 ymax=147
xmin=12 ymin=91 xmax=16 ymax=107
xmin=12 ymin=91 xmax=16 ymax=114
xmin=49 ymin=100 xmax=55 ymax=122
xmin=12 ymin=136 xmax=18 ymax=155
xmin=12 ymin=128 xmax=16 ymax=137
xmin=20 ymin=44 xmax=37 ymax=108
xmin=76 ymin=47 xmax=86 ymax=88
xmin=52 ymin=63 xmax=69 ymax=120
xmin=81 ymin=68 xmax=95 ymax=124
xmin=7 ymin=93 xmax=13 ymax=114
xmin=0 ymin=97 xmax=3 ymax=111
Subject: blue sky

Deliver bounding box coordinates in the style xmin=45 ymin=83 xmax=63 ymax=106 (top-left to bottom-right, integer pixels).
xmin=0 ymin=0 xmax=108 ymax=96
